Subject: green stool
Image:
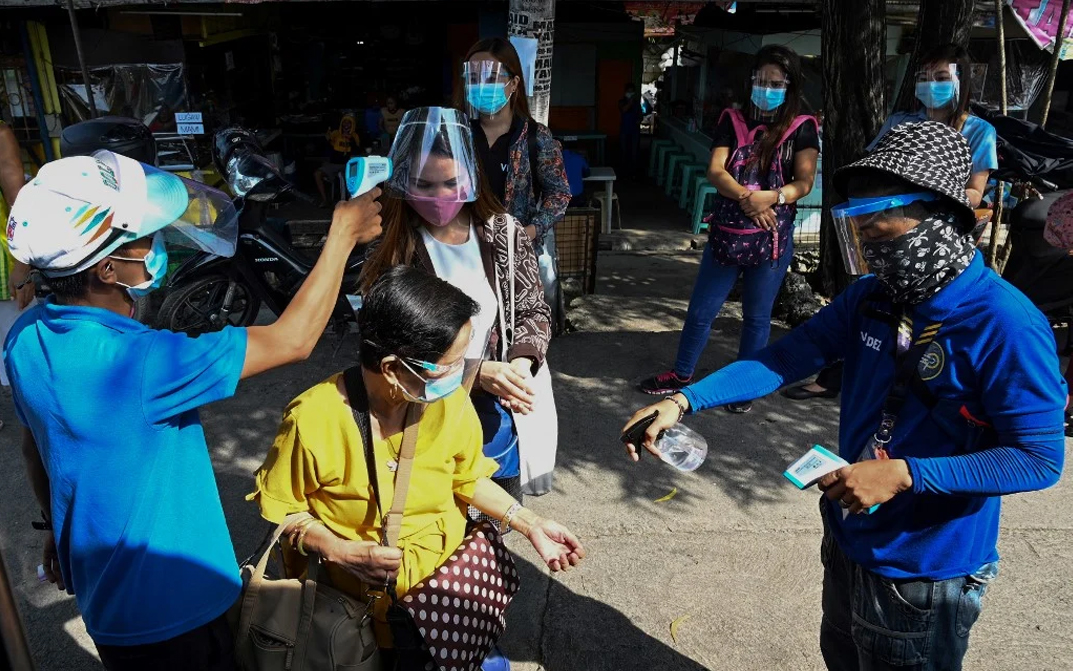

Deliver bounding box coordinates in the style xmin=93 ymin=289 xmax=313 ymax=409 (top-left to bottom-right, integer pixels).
xmin=648 ymin=138 xmax=676 ymax=178
xmin=691 ymin=183 xmax=719 ymax=235
xmin=679 ymin=166 xmax=707 ymax=209
xmin=657 ymin=149 xmax=690 ymax=188
xmin=682 ymin=173 xmax=708 ymax=211
xmin=667 ymin=158 xmax=705 ymax=199
xmin=653 ymin=144 xmax=683 ymax=185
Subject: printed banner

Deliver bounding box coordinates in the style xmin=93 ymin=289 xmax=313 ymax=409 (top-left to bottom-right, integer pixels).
xmin=508 ymin=0 xmax=555 ymax=125
xmin=1008 ymin=0 xmax=1073 ymax=60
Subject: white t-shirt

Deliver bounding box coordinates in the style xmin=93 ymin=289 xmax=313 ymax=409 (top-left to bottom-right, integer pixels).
xmin=420 ymin=224 xmax=498 ymax=359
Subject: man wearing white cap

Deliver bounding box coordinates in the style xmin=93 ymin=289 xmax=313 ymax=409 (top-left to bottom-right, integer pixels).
xmin=4 ymin=149 xmax=382 ymax=670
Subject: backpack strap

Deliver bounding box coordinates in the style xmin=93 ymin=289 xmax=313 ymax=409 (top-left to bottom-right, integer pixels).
xmin=719 ymin=108 xmax=755 ymax=148
xmin=526 ymin=121 xmax=542 ymax=201
xmin=777 ymin=115 xmax=819 ymax=147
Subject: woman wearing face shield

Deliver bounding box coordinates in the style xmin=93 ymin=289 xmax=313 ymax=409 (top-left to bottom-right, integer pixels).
xmin=461 ymin=39 xmax=571 ymax=300
xmin=360 ymin=107 xmax=552 ymax=508
xmin=784 ymin=44 xmax=997 ymax=403
xmin=250 ymin=266 xmax=583 ymax=666
xmin=638 ymin=45 xmax=820 ymax=413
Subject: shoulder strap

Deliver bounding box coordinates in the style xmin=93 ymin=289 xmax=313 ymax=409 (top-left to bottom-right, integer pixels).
xmin=724 ymin=108 xmax=753 ymax=148
xmin=383 ymin=404 xmax=421 ymax=548
xmin=343 ymin=367 xmax=384 ymax=521
xmin=778 ymin=115 xmax=819 ymax=147
xmin=527 ymin=122 xmax=542 ymax=199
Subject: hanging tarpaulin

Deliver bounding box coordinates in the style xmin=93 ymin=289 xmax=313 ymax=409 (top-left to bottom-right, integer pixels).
xmin=624 ymin=2 xmax=709 ymax=37
xmin=1007 ymin=0 xmax=1073 ymax=59
xmin=508 ymin=0 xmax=555 ymax=126
xmin=57 ymin=63 xmax=187 ymax=127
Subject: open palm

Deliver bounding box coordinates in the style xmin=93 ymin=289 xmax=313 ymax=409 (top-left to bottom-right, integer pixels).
xmin=526 ymin=518 xmax=585 ymax=572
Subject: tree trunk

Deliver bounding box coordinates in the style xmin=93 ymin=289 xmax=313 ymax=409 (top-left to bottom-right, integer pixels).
xmin=892 ymin=0 xmax=976 ymax=111
xmin=819 ymin=0 xmax=887 ymax=296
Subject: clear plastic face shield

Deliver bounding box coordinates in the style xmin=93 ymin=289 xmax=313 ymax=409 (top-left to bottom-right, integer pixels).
xmin=831 ymin=192 xmax=940 ymax=275
xmin=94 ymin=150 xmax=238 ymax=258
xmin=462 ymin=60 xmax=515 ymax=118
xmin=385 ymin=107 xmax=479 ymax=204
xmin=915 ymin=63 xmax=960 ymax=111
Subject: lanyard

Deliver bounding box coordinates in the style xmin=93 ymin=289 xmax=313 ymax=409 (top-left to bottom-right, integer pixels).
xmin=867 ymin=310 xmax=943 ymax=461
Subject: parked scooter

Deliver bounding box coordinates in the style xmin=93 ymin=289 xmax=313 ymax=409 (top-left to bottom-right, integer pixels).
xmin=154 ymin=128 xmax=388 ymax=336
xmin=973 ymin=105 xmax=1073 ymax=336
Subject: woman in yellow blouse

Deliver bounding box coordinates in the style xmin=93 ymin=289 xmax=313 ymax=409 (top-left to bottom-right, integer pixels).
xmin=249 ymin=266 xmax=584 ymax=655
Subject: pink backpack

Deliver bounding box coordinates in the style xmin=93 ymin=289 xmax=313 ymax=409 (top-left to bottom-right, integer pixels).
xmin=706 ymin=109 xmax=817 ymax=267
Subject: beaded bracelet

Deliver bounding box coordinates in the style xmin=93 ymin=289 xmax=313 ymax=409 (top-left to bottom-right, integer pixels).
xmin=666 ymin=395 xmax=688 ymax=423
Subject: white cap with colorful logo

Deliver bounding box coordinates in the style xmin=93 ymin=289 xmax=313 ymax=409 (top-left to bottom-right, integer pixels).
xmin=7 ymin=150 xmax=238 ymax=277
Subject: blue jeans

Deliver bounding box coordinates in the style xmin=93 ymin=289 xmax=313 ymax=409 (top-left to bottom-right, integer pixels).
xmin=674 ymin=241 xmax=793 ymax=377
xmin=819 ymin=503 xmax=999 ymax=671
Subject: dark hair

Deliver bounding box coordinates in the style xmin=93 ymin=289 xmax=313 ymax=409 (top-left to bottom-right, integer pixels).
xmin=45 ymin=269 xmax=89 ymax=300
xmin=464 ymin=37 xmax=532 ymax=121
xmin=748 ymin=45 xmax=805 ymax=177
xmin=359 ymin=126 xmax=506 ymax=293
xmin=358 ymin=265 xmax=479 ymax=371
xmin=909 ymin=43 xmax=973 ymax=122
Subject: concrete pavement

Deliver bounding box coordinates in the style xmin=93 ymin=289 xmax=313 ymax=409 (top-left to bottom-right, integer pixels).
xmin=1 ymin=248 xmax=1071 ymax=670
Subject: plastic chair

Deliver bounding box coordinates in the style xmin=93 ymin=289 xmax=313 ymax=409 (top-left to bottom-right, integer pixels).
xmin=666 ymin=157 xmax=705 ymax=199
xmin=682 ymin=173 xmax=708 ymax=212
xmin=648 ymin=138 xmax=676 ymax=177
xmin=691 ymin=182 xmax=719 ymax=235
xmin=591 ymin=191 xmax=622 ymax=230
xmin=657 ymin=148 xmax=690 ymax=188
xmin=679 ymin=165 xmax=708 ymax=210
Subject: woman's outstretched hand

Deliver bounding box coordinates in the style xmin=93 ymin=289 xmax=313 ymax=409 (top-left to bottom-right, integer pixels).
xmin=525 ymin=517 xmax=585 ymax=572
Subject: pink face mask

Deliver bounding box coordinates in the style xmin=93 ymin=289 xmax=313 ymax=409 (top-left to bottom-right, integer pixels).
xmin=408 ymin=195 xmax=466 ymax=227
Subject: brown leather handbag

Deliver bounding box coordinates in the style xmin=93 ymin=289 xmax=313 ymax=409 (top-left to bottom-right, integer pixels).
xmin=229 ymin=522 xmax=381 ymax=671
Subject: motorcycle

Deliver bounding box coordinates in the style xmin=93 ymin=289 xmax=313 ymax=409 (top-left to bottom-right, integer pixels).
xmin=973 ymin=105 xmax=1073 ymax=343
xmin=155 ymin=129 xmax=366 ymax=336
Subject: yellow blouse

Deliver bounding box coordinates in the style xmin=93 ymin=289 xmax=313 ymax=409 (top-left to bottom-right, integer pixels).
xmin=248 ymin=374 xmax=499 ymax=645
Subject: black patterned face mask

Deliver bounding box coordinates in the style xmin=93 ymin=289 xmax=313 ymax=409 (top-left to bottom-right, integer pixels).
xmin=860 ymin=213 xmax=975 ymax=305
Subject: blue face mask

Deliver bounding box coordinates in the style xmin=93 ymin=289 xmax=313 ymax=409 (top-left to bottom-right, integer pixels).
xmin=751 ymin=86 xmax=786 ymax=112
xmin=466 ymin=83 xmax=510 ymax=116
xmin=111 ymin=232 xmax=168 ymax=299
xmin=398 ymin=357 xmax=465 ymax=403
xmin=915 ymin=81 xmax=957 ymax=110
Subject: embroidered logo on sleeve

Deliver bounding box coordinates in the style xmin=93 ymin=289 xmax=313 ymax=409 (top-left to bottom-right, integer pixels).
xmin=918 ymin=341 xmax=946 ymax=381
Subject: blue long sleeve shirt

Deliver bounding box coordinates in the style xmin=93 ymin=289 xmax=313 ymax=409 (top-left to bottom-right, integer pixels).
xmin=681 ymin=253 xmax=1065 ymax=580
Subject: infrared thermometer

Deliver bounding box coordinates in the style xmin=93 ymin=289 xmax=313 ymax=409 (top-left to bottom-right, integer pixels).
xmin=346 ymin=156 xmax=392 ymax=198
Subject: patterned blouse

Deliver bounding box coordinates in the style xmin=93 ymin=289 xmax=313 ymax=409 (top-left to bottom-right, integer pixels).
xmin=486 ymin=119 xmax=572 ymax=255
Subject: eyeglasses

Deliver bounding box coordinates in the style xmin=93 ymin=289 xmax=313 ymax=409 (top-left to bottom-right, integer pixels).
xmin=363 ymin=338 xmax=470 ymax=379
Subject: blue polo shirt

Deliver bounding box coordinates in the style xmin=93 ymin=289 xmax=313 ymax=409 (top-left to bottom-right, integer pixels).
xmin=868 ymin=110 xmax=998 ymax=175
xmin=682 ymin=253 xmax=1065 ymax=580
xmin=4 ymin=298 xmax=247 ymax=645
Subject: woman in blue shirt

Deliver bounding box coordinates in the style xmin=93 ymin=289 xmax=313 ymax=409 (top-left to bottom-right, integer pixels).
xmin=785 ymin=43 xmax=999 ymax=402
xmin=869 ymin=44 xmax=997 ymax=208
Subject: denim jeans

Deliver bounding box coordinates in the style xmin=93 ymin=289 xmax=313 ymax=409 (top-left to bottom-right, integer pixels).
xmin=674 ymin=241 xmax=794 ymax=377
xmin=819 ymin=503 xmax=999 ymax=671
